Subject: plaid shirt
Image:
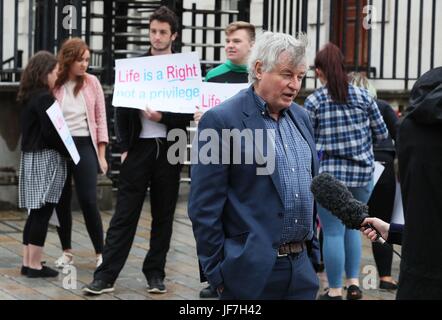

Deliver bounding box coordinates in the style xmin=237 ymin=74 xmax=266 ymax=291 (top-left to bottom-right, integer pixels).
xmin=304 ymin=84 xmax=388 ymax=187
xmin=253 ymin=91 xmax=314 ymax=243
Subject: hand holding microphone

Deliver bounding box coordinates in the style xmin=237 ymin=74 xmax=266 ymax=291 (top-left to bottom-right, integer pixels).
xmin=310 ymin=172 xmax=386 ymax=244
xmin=310 ymin=172 xmax=402 ymax=257
xmin=360 ymin=217 xmax=390 ymax=242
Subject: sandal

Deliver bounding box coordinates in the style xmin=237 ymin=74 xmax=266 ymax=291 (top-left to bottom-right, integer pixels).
xmin=346 ymin=285 xmax=363 ymax=300
xmin=319 ymin=291 xmax=343 ymax=300
xmin=55 ymin=252 xmax=74 ymax=268
xmin=379 ymin=280 xmax=398 ymax=290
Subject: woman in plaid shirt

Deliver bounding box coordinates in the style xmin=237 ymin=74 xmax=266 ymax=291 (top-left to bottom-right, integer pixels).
xmin=304 ymin=43 xmax=388 ymax=300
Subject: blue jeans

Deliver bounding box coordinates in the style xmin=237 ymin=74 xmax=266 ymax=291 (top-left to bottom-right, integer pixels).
xmin=318 ymin=179 xmax=373 ymax=289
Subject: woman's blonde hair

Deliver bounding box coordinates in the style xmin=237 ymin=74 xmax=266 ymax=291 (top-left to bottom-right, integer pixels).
xmin=349 ymin=72 xmax=377 ymax=99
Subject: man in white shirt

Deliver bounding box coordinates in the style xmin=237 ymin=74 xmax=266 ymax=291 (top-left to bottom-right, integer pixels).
xmin=84 ymin=6 xmax=193 ymax=295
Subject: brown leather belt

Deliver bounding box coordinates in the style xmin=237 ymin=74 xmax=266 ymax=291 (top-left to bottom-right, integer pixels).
xmin=277 ymin=241 xmax=305 ymax=257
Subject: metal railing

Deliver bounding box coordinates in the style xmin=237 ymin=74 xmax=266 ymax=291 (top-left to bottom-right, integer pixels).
xmin=2 ymin=0 xmax=441 ymax=186
xmin=0 ymin=0 xmax=30 ymax=82
xmin=180 ymin=0 xmax=250 ymax=75
xmin=262 ymin=0 xmax=441 ymax=90
xmin=3 ymin=0 xmax=440 ymax=90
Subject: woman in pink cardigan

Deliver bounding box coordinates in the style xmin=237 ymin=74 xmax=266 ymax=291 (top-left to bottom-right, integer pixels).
xmin=53 ymin=38 xmax=109 ymax=268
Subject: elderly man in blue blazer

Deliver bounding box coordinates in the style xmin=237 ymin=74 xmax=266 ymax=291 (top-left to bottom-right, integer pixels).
xmin=188 ymin=32 xmax=320 ymax=300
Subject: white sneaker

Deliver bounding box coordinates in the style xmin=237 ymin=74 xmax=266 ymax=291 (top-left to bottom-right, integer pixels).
xmin=54 ymin=252 xmax=74 ymax=268
xmin=96 ymin=254 xmax=103 ymax=268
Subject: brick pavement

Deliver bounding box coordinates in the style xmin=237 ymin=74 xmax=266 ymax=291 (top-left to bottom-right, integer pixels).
xmin=0 ymin=184 xmax=399 ymax=300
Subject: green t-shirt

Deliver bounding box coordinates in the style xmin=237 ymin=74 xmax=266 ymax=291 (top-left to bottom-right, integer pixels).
xmin=205 ymin=60 xmax=248 ymax=83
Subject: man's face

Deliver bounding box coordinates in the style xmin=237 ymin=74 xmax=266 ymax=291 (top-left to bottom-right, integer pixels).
xmin=254 ymin=51 xmax=306 ymax=113
xmin=225 ymin=29 xmax=253 ymax=65
xmin=149 ymin=20 xmax=177 ymax=52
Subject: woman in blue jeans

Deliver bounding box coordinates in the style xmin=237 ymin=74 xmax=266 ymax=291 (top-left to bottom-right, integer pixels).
xmin=317 ymin=181 xmax=373 ymax=299
xmin=304 ymin=43 xmax=388 ymax=300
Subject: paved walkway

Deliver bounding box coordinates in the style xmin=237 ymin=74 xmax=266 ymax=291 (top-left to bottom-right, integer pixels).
xmin=0 ymin=183 xmax=400 ymax=300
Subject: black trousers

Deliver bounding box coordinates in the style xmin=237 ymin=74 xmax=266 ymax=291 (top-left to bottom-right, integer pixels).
xmin=94 ymin=138 xmax=181 ymax=284
xmin=23 ymin=203 xmax=56 ymax=247
xmin=56 ymin=137 xmax=104 ymax=254
xmin=367 ymin=151 xmax=396 ymax=277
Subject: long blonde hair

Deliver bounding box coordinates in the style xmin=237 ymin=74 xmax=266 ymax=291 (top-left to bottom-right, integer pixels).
xmin=349 ymin=72 xmax=377 ymax=99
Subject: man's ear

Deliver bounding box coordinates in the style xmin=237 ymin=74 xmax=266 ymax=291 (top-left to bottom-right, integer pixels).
xmin=255 ymin=60 xmax=263 ymax=80
xmin=171 ymin=32 xmax=178 ymax=42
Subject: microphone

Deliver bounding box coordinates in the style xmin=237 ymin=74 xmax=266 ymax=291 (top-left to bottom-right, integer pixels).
xmin=310 ymin=172 xmax=385 ymax=244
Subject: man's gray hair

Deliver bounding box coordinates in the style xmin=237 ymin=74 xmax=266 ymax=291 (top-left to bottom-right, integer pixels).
xmin=248 ymin=32 xmax=308 ymax=84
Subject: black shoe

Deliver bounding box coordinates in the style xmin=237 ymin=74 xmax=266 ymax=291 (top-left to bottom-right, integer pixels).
xmin=27 ymin=266 xmax=59 ymax=278
xmin=346 ymin=285 xmax=363 ymax=300
xmin=21 ymin=261 xmax=46 ymax=275
xmin=83 ymin=279 xmax=115 ymax=295
xmin=318 ymin=291 xmax=343 ymax=300
xmin=379 ymin=280 xmax=398 ymax=290
xmin=147 ymin=276 xmax=167 ymax=294
xmin=21 ymin=266 xmax=29 ymax=276
xmin=199 ymin=285 xmax=218 ymax=298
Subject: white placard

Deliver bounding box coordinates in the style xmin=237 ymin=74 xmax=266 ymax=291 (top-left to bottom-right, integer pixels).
xmin=373 ymin=161 xmax=385 ymax=187
xmin=112 ymin=52 xmax=202 ymax=113
xmin=391 ymin=180 xmax=405 ymax=225
xmin=46 ymin=101 xmax=80 ymax=165
xmin=200 ymin=82 xmax=249 ymax=112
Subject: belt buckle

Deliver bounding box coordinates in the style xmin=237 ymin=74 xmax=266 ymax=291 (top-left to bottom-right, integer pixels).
xmin=277 ymin=245 xmax=288 ymax=258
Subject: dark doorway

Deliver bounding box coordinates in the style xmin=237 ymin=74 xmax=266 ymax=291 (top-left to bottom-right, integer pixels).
xmin=331 ymin=0 xmax=369 ymax=70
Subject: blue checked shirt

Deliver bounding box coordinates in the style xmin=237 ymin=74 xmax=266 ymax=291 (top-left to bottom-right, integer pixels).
xmin=304 ymin=84 xmax=388 ymax=187
xmin=253 ymin=91 xmax=314 ymax=244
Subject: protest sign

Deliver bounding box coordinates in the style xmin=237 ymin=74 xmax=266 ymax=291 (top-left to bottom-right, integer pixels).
xmin=113 ymin=52 xmax=202 ymax=113
xmin=46 ymin=101 xmax=80 ymax=164
xmin=200 ymin=82 xmax=249 ymax=112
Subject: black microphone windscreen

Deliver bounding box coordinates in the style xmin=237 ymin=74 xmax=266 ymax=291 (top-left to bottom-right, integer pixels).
xmin=311 ymin=172 xmax=369 ymax=229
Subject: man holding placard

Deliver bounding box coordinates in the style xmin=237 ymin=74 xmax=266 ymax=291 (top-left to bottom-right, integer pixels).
xmin=84 ymin=6 xmax=193 ymax=295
